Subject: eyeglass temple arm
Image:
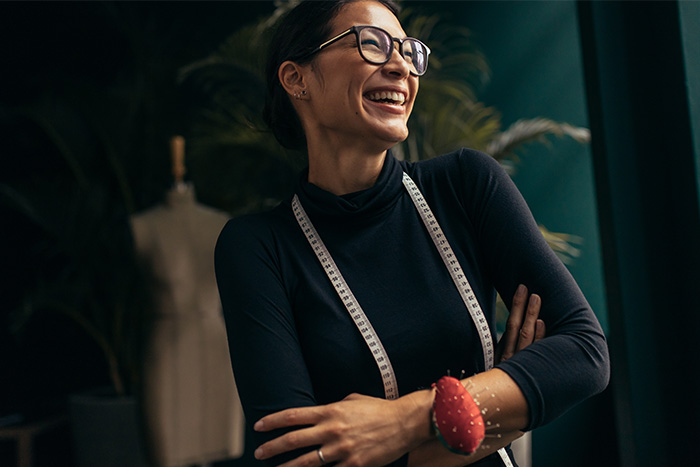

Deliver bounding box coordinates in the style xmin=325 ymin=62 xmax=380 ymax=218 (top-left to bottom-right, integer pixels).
xmin=317 ymin=28 xmax=355 ymax=52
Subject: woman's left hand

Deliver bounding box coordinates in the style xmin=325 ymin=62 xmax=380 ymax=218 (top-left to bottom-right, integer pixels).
xmin=495 ymin=284 xmax=545 ymax=363
xmin=253 ymin=390 xmax=433 ymax=467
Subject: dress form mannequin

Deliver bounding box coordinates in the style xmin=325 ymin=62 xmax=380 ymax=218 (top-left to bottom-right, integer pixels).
xmin=131 ymin=136 xmax=244 ymax=467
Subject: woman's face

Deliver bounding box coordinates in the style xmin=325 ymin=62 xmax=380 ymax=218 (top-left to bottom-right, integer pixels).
xmin=300 ymin=1 xmax=419 ymax=151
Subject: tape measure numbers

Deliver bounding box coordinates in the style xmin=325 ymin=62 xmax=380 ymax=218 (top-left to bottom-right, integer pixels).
xmin=292 ymin=198 xmax=399 ymax=400
xmin=293 ymin=171 xmax=512 ymax=466
xmin=401 ymin=174 xmax=495 ymax=371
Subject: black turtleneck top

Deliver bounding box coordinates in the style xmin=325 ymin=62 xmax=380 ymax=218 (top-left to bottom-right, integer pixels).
xmin=215 ymin=149 xmax=609 ymax=466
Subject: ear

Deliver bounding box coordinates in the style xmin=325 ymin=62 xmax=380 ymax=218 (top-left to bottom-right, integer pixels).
xmin=278 ymin=60 xmax=307 ymax=97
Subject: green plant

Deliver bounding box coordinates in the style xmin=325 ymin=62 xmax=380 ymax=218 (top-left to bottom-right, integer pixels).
xmin=180 ymin=0 xmax=588 ymax=263
xmin=4 ymin=106 xmax=153 ymax=397
xmin=3 ymin=1 xmax=179 ymax=398
xmin=4 ymin=0 xmax=591 ymax=403
xmin=177 ymin=12 xmax=302 ymax=215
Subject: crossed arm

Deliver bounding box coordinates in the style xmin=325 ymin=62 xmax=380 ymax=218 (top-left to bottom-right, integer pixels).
xmin=252 ymin=285 xmax=544 ymax=467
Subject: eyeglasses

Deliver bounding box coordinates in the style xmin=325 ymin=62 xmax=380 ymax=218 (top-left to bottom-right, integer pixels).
xmin=300 ymin=25 xmax=431 ymax=76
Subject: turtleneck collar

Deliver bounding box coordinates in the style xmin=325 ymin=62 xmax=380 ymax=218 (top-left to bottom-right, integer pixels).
xmin=294 ymin=151 xmax=405 ymax=221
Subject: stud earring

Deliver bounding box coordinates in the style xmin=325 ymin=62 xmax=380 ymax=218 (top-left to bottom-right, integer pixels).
xmin=294 ymin=90 xmax=307 ymax=100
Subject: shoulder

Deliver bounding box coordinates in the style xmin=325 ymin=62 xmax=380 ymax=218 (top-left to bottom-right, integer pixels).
xmin=217 ymin=205 xmax=288 ymax=249
xmin=402 ymin=148 xmax=512 ymax=201
xmin=404 ymin=148 xmax=506 ymax=181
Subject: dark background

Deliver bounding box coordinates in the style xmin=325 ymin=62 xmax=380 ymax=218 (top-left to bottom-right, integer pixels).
xmin=2 ymin=1 xmax=700 ymax=467
xmin=0 ymin=2 xmax=275 ymax=465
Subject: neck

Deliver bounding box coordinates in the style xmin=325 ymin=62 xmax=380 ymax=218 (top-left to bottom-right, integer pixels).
xmin=307 ymin=144 xmax=388 ymax=196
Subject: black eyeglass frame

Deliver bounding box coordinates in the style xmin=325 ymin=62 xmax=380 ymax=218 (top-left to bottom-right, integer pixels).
xmin=294 ymin=25 xmax=431 ymax=76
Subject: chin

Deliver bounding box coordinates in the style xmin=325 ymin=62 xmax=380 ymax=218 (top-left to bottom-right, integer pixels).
xmin=361 ymin=118 xmax=409 ymax=148
xmin=378 ymin=125 xmax=409 ymax=144
xmin=389 ymin=131 xmax=409 ymax=144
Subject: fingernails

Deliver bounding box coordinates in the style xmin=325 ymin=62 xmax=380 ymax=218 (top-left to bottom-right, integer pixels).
xmin=516 ymin=284 xmax=526 ymax=296
xmin=254 ymin=447 xmax=264 ymax=459
xmin=254 ymin=419 xmax=264 ymax=431
xmin=530 ymin=294 xmax=540 ymax=305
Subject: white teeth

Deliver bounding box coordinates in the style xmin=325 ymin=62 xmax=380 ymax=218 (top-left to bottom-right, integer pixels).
xmin=366 ymin=91 xmax=406 ymax=104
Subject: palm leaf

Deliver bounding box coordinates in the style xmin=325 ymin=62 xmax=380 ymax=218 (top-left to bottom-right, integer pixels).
xmin=180 ymin=1 xmax=590 ymax=257
xmin=538 ymin=224 xmax=583 ymax=265
xmin=487 ymin=117 xmax=591 ymax=162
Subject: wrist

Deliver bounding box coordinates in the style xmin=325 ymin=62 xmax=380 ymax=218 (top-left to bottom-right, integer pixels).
xmin=397 ymin=388 xmax=436 ymax=449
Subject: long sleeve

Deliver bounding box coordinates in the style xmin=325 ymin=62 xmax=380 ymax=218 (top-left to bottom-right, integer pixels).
xmin=215 ymin=149 xmax=610 ymax=467
xmin=453 ymin=149 xmax=610 ymax=430
xmin=215 ymin=214 xmax=318 ymax=464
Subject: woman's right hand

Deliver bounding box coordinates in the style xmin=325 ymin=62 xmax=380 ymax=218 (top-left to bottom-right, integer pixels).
xmin=495 ymin=284 xmax=545 ymax=363
xmin=252 ymin=390 xmax=433 ymax=467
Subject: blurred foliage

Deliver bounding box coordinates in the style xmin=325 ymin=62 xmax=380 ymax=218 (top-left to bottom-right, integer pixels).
xmin=177 ymin=8 xmax=301 ymax=216
xmin=180 ymin=0 xmax=589 ymax=261
xmin=2 ymin=96 xmax=161 ymax=398
xmin=2 ymin=0 xmax=589 ymax=403
xmin=397 ymin=6 xmax=590 ymax=165
xmin=3 ymin=105 xmax=153 ymax=397
xmin=2 ymin=1 xmax=184 ymax=398
xmin=180 ymin=0 xmax=591 ymax=185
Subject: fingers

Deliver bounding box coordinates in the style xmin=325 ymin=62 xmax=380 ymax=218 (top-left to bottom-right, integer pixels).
xmin=498 ymin=285 xmax=545 ymax=363
xmin=254 ymin=424 xmax=324 ymax=461
xmin=254 ymin=405 xmax=342 ymax=462
xmin=254 ymin=408 xmax=327 ymax=460
xmin=255 ymin=406 xmax=322 ymax=432
xmin=516 ymin=293 xmax=541 ymax=352
xmin=277 ymin=449 xmax=328 ymax=467
xmin=498 ymin=284 xmax=527 ymax=362
xmin=535 ymin=319 xmax=546 ymax=342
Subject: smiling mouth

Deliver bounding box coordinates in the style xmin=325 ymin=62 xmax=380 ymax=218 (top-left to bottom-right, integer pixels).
xmin=365 ymin=91 xmax=406 ymax=105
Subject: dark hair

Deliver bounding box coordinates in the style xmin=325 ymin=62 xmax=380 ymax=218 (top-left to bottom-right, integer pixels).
xmin=263 ymin=0 xmax=400 ymax=150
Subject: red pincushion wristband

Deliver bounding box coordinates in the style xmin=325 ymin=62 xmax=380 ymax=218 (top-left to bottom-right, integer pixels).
xmin=431 ymin=376 xmax=485 ymax=455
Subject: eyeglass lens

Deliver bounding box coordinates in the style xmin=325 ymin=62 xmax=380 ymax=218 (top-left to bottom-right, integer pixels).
xmin=358 ymin=27 xmax=428 ymax=75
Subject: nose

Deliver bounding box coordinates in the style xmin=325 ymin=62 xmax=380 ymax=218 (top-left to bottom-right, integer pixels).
xmin=382 ymin=40 xmax=411 ymax=78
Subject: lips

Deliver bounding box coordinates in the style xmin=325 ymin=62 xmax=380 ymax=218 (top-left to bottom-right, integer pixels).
xmin=364 ymin=89 xmax=407 ymax=105
xmin=366 ymin=90 xmax=406 ymax=105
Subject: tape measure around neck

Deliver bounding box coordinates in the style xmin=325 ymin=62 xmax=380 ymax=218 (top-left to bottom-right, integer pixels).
xmin=292 ymin=171 xmax=494 ymax=388
xmin=292 ymin=172 xmax=509 ymax=466
xmin=401 ymin=173 xmax=495 ymax=372
xmin=292 ymin=196 xmax=399 ymax=400
xmin=401 ymin=173 xmax=511 ymax=467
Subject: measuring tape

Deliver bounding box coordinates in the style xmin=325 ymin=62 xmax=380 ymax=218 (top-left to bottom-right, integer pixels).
xmin=401 ymin=173 xmax=512 ymax=467
xmin=292 ymin=171 xmax=512 ymax=466
xmin=292 ymin=197 xmax=399 ymax=400
xmin=400 ymin=174 xmax=495 ymax=371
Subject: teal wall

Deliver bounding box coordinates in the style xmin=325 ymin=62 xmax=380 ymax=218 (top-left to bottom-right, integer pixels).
xmin=436 ymin=1 xmax=613 ymax=465
xmin=462 ymin=0 xmax=608 ymax=334
xmin=679 ymin=1 xmax=700 ymax=208
xmin=577 ymin=1 xmax=700 ymax=464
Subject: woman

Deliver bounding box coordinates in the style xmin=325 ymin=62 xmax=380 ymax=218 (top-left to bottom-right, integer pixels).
xmin=214 ymin=1 xmax=610 ymax=466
